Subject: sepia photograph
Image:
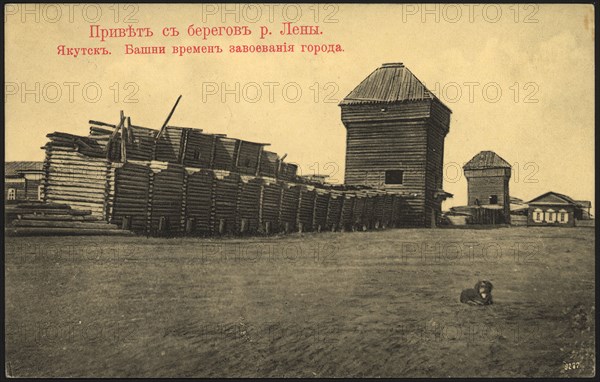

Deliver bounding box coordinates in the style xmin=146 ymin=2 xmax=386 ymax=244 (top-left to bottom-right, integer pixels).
xmin=4 ymin=3 xmax=596 ymax=377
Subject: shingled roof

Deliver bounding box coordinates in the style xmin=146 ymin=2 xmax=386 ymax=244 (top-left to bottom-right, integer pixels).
xmin=463 ymin=151 xmax=511 ymax=170
xmin=527 ymin=191 xmax=579 ymax=206
xmin=5 ymin=161 xmax=44 ymax=176
xmin=339 ymin=63 xmax=446 ymax=107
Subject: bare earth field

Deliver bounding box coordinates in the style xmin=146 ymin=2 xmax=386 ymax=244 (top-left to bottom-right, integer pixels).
xmin=5 ymin=227 xmax=595 ymax=377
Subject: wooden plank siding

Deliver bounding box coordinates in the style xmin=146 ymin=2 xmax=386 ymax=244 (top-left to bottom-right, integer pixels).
xmin=341 ymin=99 xmax=450 ymax=227
xmin=424 ymin=121 xmax=446 ymax=226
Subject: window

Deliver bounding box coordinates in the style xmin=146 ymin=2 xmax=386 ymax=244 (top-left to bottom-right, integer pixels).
xmin=7 ymin=188 xmax=16 ymax=200
xmin=193 ymin=149 xmax=201 ymax=160
xmin=489 ymin=195 xmax=498 ymax=204
xmin=559 ymin=209 xmax=568 ymax=223
xmin=545 ymin=209 xmax=556 ymax=223
xmin=385 ymin=170 xmax=404 ymax=185
xmin=37 ymin=185 xmax=44 ymax=200
xmin=533 ymin=208 xmax=543 ymax=222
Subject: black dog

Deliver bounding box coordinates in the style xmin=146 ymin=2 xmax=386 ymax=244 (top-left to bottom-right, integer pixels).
xmin=460 ymin=280 xmax=493 ymax=305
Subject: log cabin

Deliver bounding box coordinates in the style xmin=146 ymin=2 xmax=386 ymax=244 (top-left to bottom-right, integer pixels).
xmin=339 ymin=62 xmax=453 ymax=227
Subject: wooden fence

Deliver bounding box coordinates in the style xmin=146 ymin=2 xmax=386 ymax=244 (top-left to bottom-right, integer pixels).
xmin=42 ymin=125 xmax=406 ymax=236
xmin=44 ymin=158 xmax=405 ymax=236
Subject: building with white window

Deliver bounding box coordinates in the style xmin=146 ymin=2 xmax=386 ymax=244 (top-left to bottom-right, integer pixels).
xmin=4 ymin=162 xmax=45 ymax=203
xmin=527 ymin=191 xmax=590 ymax=227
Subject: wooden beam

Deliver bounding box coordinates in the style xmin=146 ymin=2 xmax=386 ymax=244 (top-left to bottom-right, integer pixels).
xmin=234 ymin=140 xmax=242 ymax=168
xmin=89 ymin=120 xmax=116 ymax=128
xmin=156 ymin=95 xmax=182 ymax=141
xmin=255 ymin=147 xmax=263 ymax=176
xmin=106 ymin=112 xmax=125 ymax=160
xmin=121 ymin=116 xmax=129 ymax=162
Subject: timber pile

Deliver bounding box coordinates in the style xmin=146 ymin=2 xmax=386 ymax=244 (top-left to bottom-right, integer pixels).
xmin=279 ymin=162 xmax=298 ymax=181
xmin=340 ymin=193 xmax=356 ymax=231
xmin=364 ymin=192 xmax=378 ymax=229
xmin=236 ymin=141 xmax=263 ymax=176
xmin=182 ymin=130 xmax=214 ymax=168
xmin=148 ymin=163 xmax=185 ymax=235
xmin=314 ymin=189 xmax=330 ymax=231
xmin=381 ymin=194 xmax=394 ymax=228
xmin=261 ymin=179 xmax=281 ymax=233
xmin=353 ymin=192 xmax=368 ymax=229
xmin=213 ymin=137 xmax=238 ymax=171
xmin=392 ymin=195 xmax=403 ymax=227
xmin=5 ymin=201 xmax=131 ymax=236
xmin=259 ymin=151 xmax=279 ymax=178
xmin=126 ymin=125 xmax=157 ymax=161
xmin=155 ymin=127 xmax=184 ymax=163
xmin=212 ymin=171 xmax=240 ymax=234
xmin=297 ymin=185 xmax=316 ymax=232
xmin=184 ymin=169 xmax=213 ymax=235
xmin=237 ymin=176 xmax=262 ymax=234
xmin=42 ymin=134 xmax=109 ymax=219
xmin=326 ymin=191 xmax=344 ymax=231
xmin=280 ymin=183 xmax=300 ymax=233
xmin=110 ymin=162 xmax=151 ymax=232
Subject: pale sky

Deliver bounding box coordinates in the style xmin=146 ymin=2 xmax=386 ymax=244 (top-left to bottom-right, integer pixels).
xmin=5 ymin=4 xmax=595 ymax=212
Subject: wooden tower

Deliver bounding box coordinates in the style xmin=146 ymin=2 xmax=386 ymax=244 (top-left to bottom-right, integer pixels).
xmin=339 ymin=63 xmax=453 ymax=227
xmin=463 ymin=151 xmax=511 ymax=224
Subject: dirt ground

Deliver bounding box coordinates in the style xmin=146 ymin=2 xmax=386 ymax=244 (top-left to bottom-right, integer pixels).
xmin=4 ymin=227 xmax=595 ymax=377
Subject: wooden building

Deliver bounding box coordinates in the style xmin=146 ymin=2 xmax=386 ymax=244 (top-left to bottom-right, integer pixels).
xmin=5 ymin=162 xmax=45 ymax=203
xmin=463 ymin=151 xmax=511 ymax=224
xmin=527 ymin=191 xmax=589 ymax=227
xmin=339 ymin=62 xmax=453 ymax=227
xmin=575 ymin=200 xmax=593 ymax=220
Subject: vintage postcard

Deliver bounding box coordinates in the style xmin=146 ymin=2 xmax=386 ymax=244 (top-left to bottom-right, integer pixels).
xmin=4 ymin=3 xmax=595 ymax=378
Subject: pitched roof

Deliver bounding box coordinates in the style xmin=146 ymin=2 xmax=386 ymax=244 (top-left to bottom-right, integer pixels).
xmin=527 ymin=191 xmax=579 ymax=206
xmin=339 ymin=63 xmax=448 ymax=108
xmin=463 ymin=151 xmax=511 ymax=170
xmin=5 ymin=161 xmax=44 ymax=176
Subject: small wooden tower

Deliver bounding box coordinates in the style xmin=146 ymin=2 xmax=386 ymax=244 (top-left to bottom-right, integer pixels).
xmin=339 ymin=63 xmax=453 ymax=227
xmin=463 ymin=151 xmax=511 ymax=224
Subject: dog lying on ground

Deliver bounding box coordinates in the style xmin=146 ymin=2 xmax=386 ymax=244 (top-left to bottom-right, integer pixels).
xmin=460 ymin=280 xmax=493 ymax=305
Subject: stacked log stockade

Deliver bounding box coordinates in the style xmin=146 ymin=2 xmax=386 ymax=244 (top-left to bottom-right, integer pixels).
xmin=237 ymin=176 xmax=262 ymax=234
xmin=212 ymin=170 xmax=240 ymax=235
xmin=42 ymin=118 xmax=408 ymax=236
xmin=183 ymin=168 xmax=213 ymax=234
xmin=340 ymin=193 xmax=356 ymax=231
xmin=326 ymin=191 xmax=344 ymax=231
xmin=42 ymin=132 xmax=110 ymax=219
xmin=297 ymin=185 xmax=317 ymax=232
xmin=280 ymin=183 xmax=300 ymax=233
xmin=261 ymin=178 xmax=282 ymax=234
xmin=110 ymin=161 xmax=150 ymax=232
xmin=148 ymin=162 xmax=185 ymax=235
xmin=314 ymin=188 xmax=330 ymax=232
